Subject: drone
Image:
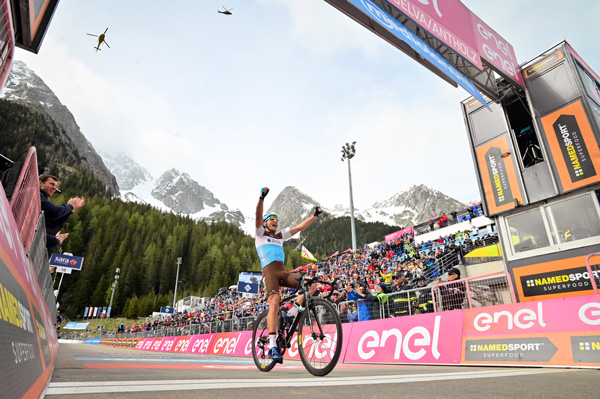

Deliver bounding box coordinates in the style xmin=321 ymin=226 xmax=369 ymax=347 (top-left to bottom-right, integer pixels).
xmin=87 ymin=28 xmax=110 ymax=52
xmin=218 ymin=6 xmax=233 ymax=15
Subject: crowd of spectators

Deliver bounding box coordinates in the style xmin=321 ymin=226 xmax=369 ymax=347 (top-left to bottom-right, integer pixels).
xmin=117 ymin=220 xmax=498 ymax=334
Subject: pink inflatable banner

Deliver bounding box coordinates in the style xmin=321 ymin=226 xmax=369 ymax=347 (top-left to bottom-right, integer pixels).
xmin=463 ymin=295 xmax=600 ymax=336
xmin=343 ymin=312 xmax=463 ymax=364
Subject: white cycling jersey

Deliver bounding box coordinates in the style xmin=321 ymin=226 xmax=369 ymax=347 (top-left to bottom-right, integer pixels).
xmin=255 ymin=226 xmax=292 ymax=268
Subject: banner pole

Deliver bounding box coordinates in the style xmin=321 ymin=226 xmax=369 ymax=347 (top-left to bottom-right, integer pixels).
xmin=57 ymin=271 xmax=65 ymax=295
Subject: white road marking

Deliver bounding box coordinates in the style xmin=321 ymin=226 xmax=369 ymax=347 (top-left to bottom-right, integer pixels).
xmin=45 ymin=369 xmax=570 ymax=395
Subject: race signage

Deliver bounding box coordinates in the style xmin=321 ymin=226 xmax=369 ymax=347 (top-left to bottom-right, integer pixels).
xmin=475 ymin=135 xmax=524 ymax=215
xmin=540 ymin=100 xmax=600 ymax=192
xmin=64 ymin=322 xmax=90 ymax=330
xmin=49 ymin=253 xmax=84 ymax=270
xmin=347 ymin=0 xmax=491 ymax=110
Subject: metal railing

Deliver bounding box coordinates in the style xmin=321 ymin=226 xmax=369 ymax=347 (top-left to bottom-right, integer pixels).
xmin=432 ymin=271 xmax=515 ymax=312
xmin=9 ymin=147 xmax=40 ymax=252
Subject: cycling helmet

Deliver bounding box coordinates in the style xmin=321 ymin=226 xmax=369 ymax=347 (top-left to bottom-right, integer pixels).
xmin=263 ymin=213 xmax=279 ymax=222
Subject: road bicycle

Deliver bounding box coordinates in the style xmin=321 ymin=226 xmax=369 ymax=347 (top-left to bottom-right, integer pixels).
xmin=251 ymin=275 xmax=343 ymax=376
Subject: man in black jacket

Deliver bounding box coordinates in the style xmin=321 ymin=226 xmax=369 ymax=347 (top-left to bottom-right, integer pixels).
xmin=39 ymin=174 xmax=85 ymax=248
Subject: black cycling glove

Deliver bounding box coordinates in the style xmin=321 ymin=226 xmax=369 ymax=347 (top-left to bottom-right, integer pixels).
xmin=314 ymin=207 xmax=322 ymax=217
xmin=260 ymin=187 xmax=269 ymax=200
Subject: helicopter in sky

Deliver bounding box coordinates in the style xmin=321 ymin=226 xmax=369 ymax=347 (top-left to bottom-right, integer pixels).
xmin=87 ymin=28 xmax=110 ymax=52
xmin=218 ymin=6 xmax=233 ymax=15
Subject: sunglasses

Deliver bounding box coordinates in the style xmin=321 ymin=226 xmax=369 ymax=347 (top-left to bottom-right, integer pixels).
xmin=266 ymin=216 xmax=278 ymax=221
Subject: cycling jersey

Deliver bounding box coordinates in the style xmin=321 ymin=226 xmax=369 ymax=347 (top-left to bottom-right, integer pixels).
xmin=255 ymin=226 xmax=292 ymax=268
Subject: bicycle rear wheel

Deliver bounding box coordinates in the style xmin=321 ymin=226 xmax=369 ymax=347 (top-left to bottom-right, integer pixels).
xmin=251 ymin=309 xmax=276 ymax=372
xmin=297 ymin=298 xmax=343 ymax=376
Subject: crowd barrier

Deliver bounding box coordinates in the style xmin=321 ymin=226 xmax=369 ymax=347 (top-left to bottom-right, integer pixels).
xmin=0 ymin=148 xmax=59 ymax=399
xmin=98 ymin=294 xmax=600 ymax=368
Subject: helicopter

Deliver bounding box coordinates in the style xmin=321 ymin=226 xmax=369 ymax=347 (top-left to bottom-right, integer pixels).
xmin=218 ymin=6 xmax=233 ymax=15
xmin=87 ymin=28 xmax=110 ymax=52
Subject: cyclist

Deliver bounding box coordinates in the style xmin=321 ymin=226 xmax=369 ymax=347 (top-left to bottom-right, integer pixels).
xmin=255 ymin=187 xmax=321 ymax=363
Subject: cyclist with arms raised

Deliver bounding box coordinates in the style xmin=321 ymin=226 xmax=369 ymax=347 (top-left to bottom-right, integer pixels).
xmin=255 ymin=187 xmax=321 ymax=363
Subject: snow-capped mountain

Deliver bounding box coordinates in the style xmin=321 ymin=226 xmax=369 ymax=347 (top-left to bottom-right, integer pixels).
xmin=327 ymin=184 xmax=466 ymax=227
xmin=1 ymin=60 xmax=119 ymax=193
xmin=266 ymin=186 xmax=321 ymax=228
xmin=102 ymin=153 xmax=245 ymax=229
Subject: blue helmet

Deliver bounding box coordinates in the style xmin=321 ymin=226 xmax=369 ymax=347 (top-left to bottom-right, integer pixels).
xmin=263 ymin=213 xmax=279 ymax=222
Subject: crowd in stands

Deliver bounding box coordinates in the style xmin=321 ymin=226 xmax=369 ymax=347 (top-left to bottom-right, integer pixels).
xmin=117 ymin=217 xmax=498 ymax=334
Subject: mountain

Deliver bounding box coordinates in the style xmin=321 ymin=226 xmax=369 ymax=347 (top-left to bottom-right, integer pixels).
xmin=266 ymin=186 xmax=321 ymax=229
xmin=102 ymin=152 xmax=245 ymax=229
xmin=327 ymin=184 xmax=466 ymax=228
xmin=1 ymin=60 xmax=119 ymax=193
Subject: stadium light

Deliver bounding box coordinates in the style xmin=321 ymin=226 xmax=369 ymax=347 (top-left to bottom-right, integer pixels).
xmin=107 ymin=267 xmax=120 ymax=318
xmin=341 ymin=141 xmax=357 ymax=252
xmin=173 ymin=257 xmax=182 ymax=309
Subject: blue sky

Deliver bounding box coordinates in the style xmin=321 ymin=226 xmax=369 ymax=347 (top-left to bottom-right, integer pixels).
xmin=15 ymin=0 xmax=600 ymax=215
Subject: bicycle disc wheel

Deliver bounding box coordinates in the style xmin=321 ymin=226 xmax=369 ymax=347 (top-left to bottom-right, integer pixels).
xmin=251 ymin=309 xmax=276 ymax=372
xmin=297 ymin=298 xmax=343 ymax=376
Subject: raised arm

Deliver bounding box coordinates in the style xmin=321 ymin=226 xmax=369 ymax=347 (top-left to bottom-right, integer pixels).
xmin=289 ymin=206 xmax=322 ymax=237
xmin=255 ymin=187 xmax=269 ymax=228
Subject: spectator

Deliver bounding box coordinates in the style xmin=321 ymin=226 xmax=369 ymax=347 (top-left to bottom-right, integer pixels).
xmin=373 ymin=284 xmax=389 ymax=318
xmin=345 ymin=283 xmax=372 ymax=321
xmin=451 ymin=210 xmax=458 ymax=224
xmin=441 ymin=213 xmax=449 ymax=227
xmin=413 ymin=278 xmax=434 ymax=314
xmin=429 ymin=218 xmax=435 ymax=232
xmin=390 ymin=278 xmax=414 ymax=317
xmin=39 ymin=174 xmax=85 ymax=246
xmin=435 ymin=268 xmax=465 ymax=311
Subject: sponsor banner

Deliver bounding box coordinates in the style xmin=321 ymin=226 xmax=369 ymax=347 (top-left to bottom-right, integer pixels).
xmin=347 ymin=0 xmax=491 ymax=110
xmin=386 ymin=0 xmax=482 ymax=70
xmin=540 ymin=100 xmax=600 ymax=192
xmin=475 ymin=135 xmax=524 ymax=215
xmin=571 ymin=335 xmax=600 ymax=364
xmin=49 ymin=253 xmax=84 ymax=270
xmin=465 ymin=337 xmax=557 ymax=362
xmin=523 ymin=49 xmax=564 ymax=79
xmin=186 ymin=334 xmax=216 ymax=355
xmin=157 ymin=336 xmax=179 ymax=352
xmin=237 ymin=282 xmax=260 ymax=295
xmin=135 ymin=338 xmax=147 ymax=350
xmin=385 ymin=226 xmax=414 ymax=242
xmin=462 ymin=295 xmax=600 ymax=366
xmin=283 ymin=322 xmax=352 ymax=362
xmin=173 ymin=336 xmax=193 ymax=353
xmin=210 ymin=332 xmax=253 ymax=357
xmin=0 ymin=185 xmax=58 ymax=399
xmin=342 ymin=312 xmax=463 ymax=364
xmin=64 ymin=322 xmax=90 ymax=330
xmin=512 ymin=256 xmax=598 ymax=302
xmin=464 ymin=295 xmax=600 ymax=336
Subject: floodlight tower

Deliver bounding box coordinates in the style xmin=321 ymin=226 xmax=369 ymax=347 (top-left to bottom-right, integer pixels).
xmin=107 ymin=268 xmax=120 ymax=318
xmin=341 ymin=141 xmax=358 ymax=252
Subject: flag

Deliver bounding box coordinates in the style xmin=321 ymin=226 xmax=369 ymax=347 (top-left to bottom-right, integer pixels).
xmin=329 ymin=251 xmax=339 ymax=258
xmin=84 ymin=307 xmax=89 ymax=317
xmin=88 ymin=307 xmax=94 ymax=317
xmin=301 ymin=246 xmax=317 ymax=261
xmin=106 ymin=307 xmax=112 ymax=318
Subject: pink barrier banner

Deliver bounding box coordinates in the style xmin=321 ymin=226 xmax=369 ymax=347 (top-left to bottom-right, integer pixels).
xmin=343 ymin=312 xmax=463 ymax=364
xmin=157 ymin=336 xmax=179 ymax=352
xmin=186 ymin=334 xmax=217 ymax=355
xmin=283 ymin=323 xmax=353 ymax=361
xmin=135 ymin=338 xmax=147 ymax=349
xmin=210 ymin=331 xmax=253 ymax=357
xmin=462 ymin=295 xmax=600 ymax=366
xmin=464 ymin=295 xmax=600 ymax=336
xmin=385 ymin=226 xmax=414 ymax=242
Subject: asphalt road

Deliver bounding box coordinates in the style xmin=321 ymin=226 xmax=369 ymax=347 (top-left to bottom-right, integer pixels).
xmin=43 ymin=343 xmax=598 ymax=399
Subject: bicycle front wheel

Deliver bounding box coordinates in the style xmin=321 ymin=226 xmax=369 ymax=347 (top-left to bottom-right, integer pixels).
xmin=251 ymin=309 xmax=276 ymax=372
xmin=297 ymin=298 xmax=343 ymax=376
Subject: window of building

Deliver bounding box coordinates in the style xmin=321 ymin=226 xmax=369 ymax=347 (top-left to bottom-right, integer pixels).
xmin=545 ymin=195 xmax=600 ymax=244
xmin=506 ymin=209 xmax=550 ymax=253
